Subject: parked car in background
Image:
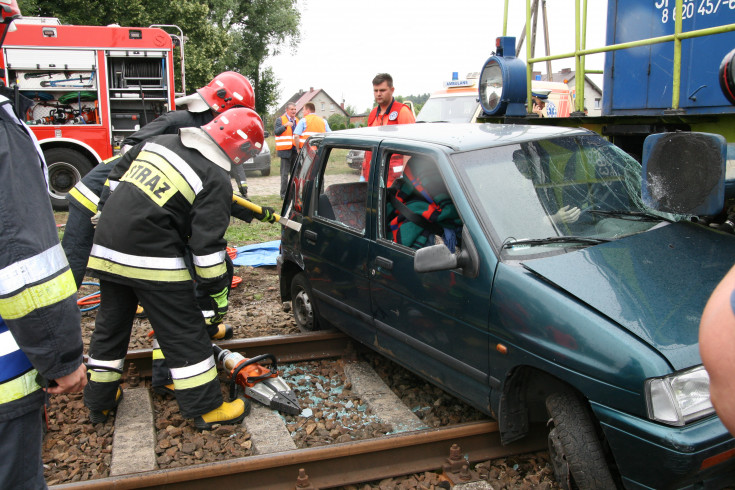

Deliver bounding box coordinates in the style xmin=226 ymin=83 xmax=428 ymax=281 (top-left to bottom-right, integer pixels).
xmin=278 ymin=123 xmax=735 ymax=489
xmin=242 ymin=140 xmax=271 ymax=176
xmin=345 ymin=148 xmax=365 ymax=170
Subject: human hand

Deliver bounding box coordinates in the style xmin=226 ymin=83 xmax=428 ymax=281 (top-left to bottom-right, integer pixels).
xmin=47 ymin=364 xmax=87 ymax=394
xmin=552 ymin=205 xmax=581 ymax=224
xmin=208 ymin=287 xmax=229 ymax=324
xmin=90 ymin=211 xmax=101 ymax=227
xmin=254 ymin=206 xmax=277 ymax=223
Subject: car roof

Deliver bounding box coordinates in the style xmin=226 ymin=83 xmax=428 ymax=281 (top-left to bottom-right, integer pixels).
xmin=324 ymin=123 xmax=590 ymax=153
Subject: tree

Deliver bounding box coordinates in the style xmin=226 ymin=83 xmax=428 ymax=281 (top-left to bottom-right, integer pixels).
xmin=327 ymin=113 xmax=347 ymax=131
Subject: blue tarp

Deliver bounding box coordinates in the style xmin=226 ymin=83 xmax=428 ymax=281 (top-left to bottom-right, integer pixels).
xmin=232 ymin=240 xmax=280 ymax=267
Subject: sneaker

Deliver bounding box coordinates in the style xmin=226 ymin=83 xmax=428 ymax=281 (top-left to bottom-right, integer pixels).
xmin=194 ymin=398 xmax=250 ymax=430
xmin=211 ymin=323 xmax=233 ymax=340
xmin=153 ymin=383 xmax=175 ymax=397
xmin=89 ymin=387 xmax=123 ymax=424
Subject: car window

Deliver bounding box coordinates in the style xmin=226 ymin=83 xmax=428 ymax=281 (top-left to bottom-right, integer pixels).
xmin=314 ymin=147 xmax=367 ymax=233
xmin=380 ymin=151 xmax=464 ymax=253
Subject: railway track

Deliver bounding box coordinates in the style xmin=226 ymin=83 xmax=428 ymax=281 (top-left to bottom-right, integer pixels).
xmin=50 ymin=331 xmax=548 ymax=489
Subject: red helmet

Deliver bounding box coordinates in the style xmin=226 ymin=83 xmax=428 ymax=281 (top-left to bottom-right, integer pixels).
xmin=197 ymin=71 xmax=255 ymax=113
xmin=1 ymin=0 xmax=20 ymax=32
xmin=201 ymin=107 xmax=264 ymax=165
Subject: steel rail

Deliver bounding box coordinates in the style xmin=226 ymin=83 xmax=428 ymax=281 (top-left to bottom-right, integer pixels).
xmin=52 ymin=421 xmax=547 ymax=489
xmin=122 ymin=331 xmax=352 ymax=378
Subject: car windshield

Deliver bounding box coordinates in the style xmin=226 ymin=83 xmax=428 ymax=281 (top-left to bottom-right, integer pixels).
xmin=452 ymin=134 xmax=679 ymax=257
xmin=416 ymin=95 xmax=478 ymax=123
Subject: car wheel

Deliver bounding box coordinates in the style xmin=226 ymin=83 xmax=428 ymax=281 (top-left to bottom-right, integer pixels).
xmin=546 ymin=391 xmax=617 ymax=490
xmin=291 ymin=272 xmax=319 ymax=332
xmin=45 ymin=148 xmax=93 ymax=211
xmin=261 ymin=167 xmax=271 ymax=176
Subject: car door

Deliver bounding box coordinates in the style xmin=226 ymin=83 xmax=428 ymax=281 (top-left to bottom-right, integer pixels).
xmin=297 ymin=141 xmax=376 ymax=344
xmin=367 ymin=146 xmax=494 ymax=411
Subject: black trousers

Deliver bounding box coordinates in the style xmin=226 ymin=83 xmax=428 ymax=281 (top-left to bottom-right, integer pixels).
xmin=84 ymin=281 xmax=222 ymax=418
xmin=61 ymin=205 xmax=95 ymax=289
xmin=0 ymin=406 xmax=45 ymax=489
xmin=280 ymin=150 xmax=297 ymax=199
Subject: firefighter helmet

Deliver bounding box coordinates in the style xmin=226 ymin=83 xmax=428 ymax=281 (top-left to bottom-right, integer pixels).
xmin=1 ymin=0 xmax=20 ymax=33
xmin=198 ymin=71 xmax=255 ymax=113
xmin=201 ymin=107 xmax=264 ymax=165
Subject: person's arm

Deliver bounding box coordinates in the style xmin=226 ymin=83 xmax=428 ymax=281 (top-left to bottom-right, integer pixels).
xmin=700 ymin=264 xmax=735 ymax=435
xmin=0 ymin=112 xmax=85 ymax=391
xmin=274 ymin=115 xmax=287 ymax=136
xmin=397 ymin=106 xmax=416 ymax=124
xmin=324 ymin=119 xmax=331 ymax=132
xmin=293 ymin=119 xmax=306 ymax=146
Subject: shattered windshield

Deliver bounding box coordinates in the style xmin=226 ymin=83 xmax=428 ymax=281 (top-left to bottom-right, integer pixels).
xmin=452 ymin=134 xmax=678 ymax=257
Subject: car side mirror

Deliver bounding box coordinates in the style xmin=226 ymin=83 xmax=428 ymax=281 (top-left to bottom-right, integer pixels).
xmin=641 ymin=132 xmax=726 ymax=216
xmin=414 ymin=228 xmax=479 ymax=277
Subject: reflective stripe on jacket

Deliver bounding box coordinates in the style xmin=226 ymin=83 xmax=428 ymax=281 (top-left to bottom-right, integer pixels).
xmin=89 ymin=135 xmax=231 ymax=293
xmin=298 ymin=114 xmax=327 ymax=148
xmin=275 ymin=114 xmax=298 ymax=151
xmin=0 ymin=318 xmax=41 ymax=404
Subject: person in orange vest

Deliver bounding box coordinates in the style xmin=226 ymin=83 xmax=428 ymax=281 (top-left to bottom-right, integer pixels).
xmin=274 ymin=102 xmax=299 ymax=199
xmin=293 ymin=102 xmax=331 ymax=150
xmin=361 ymin=73 xmax=415 ymax=185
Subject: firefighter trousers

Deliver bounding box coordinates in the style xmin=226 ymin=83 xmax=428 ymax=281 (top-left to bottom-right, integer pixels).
xmin=0 ymin=406 xmax=45 ymax=489
xmin=84 ymin=280 xmax=222 ymax=418
xmin=151 ymin=255 xmax=234 ymax=388
xmin=61 ymin=204 xmax=95 ymax=290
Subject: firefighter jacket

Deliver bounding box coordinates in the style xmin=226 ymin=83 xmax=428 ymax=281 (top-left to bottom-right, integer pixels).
xmin=88 ymin=134 xmax=232 ymax=295
xmin=0 ymin=94 xmax=83 ymax=421
xmin=274 ymin=113 xmax=299 ymax=156
xmin=68 ymin=109 xmax=252 ymax=222
xmin=297 ymin=114 xmax=327 ymax=148
xmin=121 ymin=109 xmax=213 ymax=149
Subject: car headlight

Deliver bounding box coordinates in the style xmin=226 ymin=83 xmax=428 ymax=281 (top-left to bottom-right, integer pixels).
xmin=645 ymin=365 xmax=713 ymax=426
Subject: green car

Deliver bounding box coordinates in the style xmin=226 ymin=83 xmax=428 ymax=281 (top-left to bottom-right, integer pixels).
xmin=277 ymin=123 xmax=735 ymax=489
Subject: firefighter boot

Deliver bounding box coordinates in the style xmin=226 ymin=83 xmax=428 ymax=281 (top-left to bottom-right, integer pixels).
xmin=210 ymin=323 xmax=233 ymax=340
xmin=194 ymin=398 xmax=251 ymax=430
xmin=89 ymin=387 xmax=123 ymax=424
xmin=153 ymin=384 xmax=175 ymax=397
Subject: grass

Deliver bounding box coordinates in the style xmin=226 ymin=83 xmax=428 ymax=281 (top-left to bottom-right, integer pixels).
xmin=225 ymin=194 xmax=284 ymax=247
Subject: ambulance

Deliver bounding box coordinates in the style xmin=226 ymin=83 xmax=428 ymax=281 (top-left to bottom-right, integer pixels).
xmin=416 ymin=72 xmax=572 ymax=123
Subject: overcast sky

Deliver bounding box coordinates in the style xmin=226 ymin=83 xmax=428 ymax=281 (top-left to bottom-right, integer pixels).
xmin=268 ymin=0 xmax=609 ymax=113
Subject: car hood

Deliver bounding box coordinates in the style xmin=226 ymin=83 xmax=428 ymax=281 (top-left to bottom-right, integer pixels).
xmin=521 ymin=222 xmax=735 ymax=370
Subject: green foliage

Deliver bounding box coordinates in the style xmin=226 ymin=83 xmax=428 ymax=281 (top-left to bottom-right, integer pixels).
xmin=327 ymin=113 xmax=348 ymax=131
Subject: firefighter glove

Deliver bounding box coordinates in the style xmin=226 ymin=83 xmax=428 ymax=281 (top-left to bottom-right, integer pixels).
xmin=551 ymin=205 xmax=581 ymax=224
xmin=207 ymin=287 xmax=229 ymax=324
xmin=254 ymin=206 xmax=277 ymax=223
xmin=91 ymin=211 xmax=102 ymax=228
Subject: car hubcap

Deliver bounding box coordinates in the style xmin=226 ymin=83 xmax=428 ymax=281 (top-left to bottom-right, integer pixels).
xmin=293 ymin=289 xmax=313 ymax=330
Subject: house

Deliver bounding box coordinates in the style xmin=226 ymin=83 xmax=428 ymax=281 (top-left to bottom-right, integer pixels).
xmin=533 ymin=68 xmax=603 ymax=116
xmin=275 ymin=87 xmax=350 ymax=121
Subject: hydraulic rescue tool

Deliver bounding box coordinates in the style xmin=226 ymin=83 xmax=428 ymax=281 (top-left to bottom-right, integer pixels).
xmin=232 ymin=194 xmax=302 ymax=232
xmin=213 ymin=344 xmax=301 ymax=415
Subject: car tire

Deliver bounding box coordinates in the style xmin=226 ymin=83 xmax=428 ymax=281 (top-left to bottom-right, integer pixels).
xmin=546 ymin=391 xmax=617 ymax=490
xmin=45 ymin=148 xmax=94 ymax=211
xmin=261 ymin=167 xmax=271 ymax=176
xmin=290 ymin=272 xmax=319 ymax=332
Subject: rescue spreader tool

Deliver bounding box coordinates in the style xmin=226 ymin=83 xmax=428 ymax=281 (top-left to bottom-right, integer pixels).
xmin=232 ymin=194 xmax=302 ymax=232
xmin=213 ymin=344 xmax=301 ymax=415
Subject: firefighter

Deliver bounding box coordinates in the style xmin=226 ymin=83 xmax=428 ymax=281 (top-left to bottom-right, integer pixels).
xmin=83 ymin=107 xmax=269 ymax=429
xmin=63 ymin=71 xmax=256 ymax=291
xmin=0 ymin=2 xmax=87 ymax=487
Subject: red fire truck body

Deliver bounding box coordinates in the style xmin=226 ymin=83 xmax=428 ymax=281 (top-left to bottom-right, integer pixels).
xmin=1 ymin=21 xmax=179 ymax=209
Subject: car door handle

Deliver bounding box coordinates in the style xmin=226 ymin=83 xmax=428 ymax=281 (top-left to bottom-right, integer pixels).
xmin=375 ymin=256 xmax=393 ymax=271
xmin=304 ymin=230 xmax=318 ymax=243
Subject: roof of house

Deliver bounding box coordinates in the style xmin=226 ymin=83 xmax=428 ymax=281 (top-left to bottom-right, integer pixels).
xmin=276 ymin=88 xmax=350 ymax=118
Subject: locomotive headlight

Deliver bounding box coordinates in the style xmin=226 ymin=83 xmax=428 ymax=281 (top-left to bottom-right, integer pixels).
xmin=645 ymin=365 xmax=714 ymax=426
xmin=478 ymin=37 xmax=528 ymax=117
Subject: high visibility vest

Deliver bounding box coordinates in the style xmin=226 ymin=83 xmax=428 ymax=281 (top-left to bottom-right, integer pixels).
xmin=275 ymin=114 xmax=298 ymax=152
xmin=367 ymin=99 xmax=412 ymax=127
xmin=298 ymin=114 xmax=327 ymax=148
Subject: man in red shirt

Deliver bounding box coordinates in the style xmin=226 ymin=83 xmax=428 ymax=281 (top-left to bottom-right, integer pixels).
xmin=361 ymin=73 xmax=415 ymax=185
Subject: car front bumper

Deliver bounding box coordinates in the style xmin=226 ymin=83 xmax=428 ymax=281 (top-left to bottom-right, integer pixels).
xmin=592 ymin=402 xmax=735 ymax=488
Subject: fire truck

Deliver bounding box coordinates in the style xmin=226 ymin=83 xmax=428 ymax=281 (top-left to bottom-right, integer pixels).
xmin=0 ymin=19 xmax=183 ymax=210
